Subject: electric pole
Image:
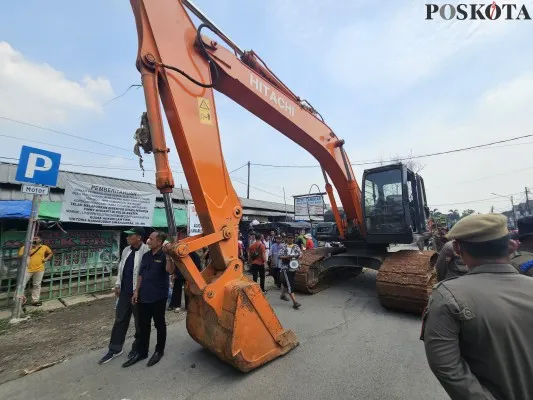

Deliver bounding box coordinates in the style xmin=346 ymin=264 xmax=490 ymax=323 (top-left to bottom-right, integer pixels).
xmin=246 ymin=161 xmax=250 ymax=199
xmin=511 ymin=196 xmax=516 ymax=228
xmin=526 ymin=187 xmax=531 ymax=216
xmin=491 ymin=205 xmax=494 ymax=213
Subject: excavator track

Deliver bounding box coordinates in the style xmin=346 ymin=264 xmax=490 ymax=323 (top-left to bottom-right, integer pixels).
xmin=294 ymin=247 xmax=362 ymax=294
xmin=376 ymin=250 xmax=437 ymax=315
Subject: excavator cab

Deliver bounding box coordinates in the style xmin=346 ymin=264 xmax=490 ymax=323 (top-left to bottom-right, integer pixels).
xmin=362 ymin=164 xmax=429 ymax=245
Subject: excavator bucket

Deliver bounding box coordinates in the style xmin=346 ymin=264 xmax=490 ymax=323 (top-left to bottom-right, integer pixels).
xmin=184 ymin=266 xmax=298 ymax=372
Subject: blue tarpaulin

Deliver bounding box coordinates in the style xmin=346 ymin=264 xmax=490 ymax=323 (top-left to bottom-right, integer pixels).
xmin=0 ymin=200 xmax=32 ymax=219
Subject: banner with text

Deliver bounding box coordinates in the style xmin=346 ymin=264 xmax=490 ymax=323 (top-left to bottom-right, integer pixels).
xmin=187 ymin=203 xmax=202 ymax=236
xmin=0 ymin=230 xmax=120 ymax=278
xmin=294 ymin=194 xmax=325 ymax=219
xmin=60 ymin=180 xmax=156 ymax=226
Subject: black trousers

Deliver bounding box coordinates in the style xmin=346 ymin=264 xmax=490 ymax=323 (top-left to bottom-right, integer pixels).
xmin=138 ymin=298 xmax=167 ymax=357
xmin=251 ymin=264 xmax=266 ymax=292
xmin=272 ymin=268 xmax=281 ymax=287
xmin=109 ymin=293 xmax=139 ymax=353
xmin=169 ymin=273 xmax=185 ymax=308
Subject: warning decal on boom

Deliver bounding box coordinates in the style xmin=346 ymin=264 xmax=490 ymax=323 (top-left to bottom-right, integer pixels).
xmin=197 ymin=97 xmax=213 ymax=125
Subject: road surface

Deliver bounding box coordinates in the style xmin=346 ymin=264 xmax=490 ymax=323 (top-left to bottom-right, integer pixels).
xmin=0 ymin=271 xmax=448 ymax=400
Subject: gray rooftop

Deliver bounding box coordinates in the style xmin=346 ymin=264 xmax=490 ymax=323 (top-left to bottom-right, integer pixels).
xmin=0 ymin=163 xmax=294 ymax=214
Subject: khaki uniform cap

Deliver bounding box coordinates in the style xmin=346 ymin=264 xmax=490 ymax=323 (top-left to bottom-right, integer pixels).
xmin=446 ymin=213 xmax=508 ymax=243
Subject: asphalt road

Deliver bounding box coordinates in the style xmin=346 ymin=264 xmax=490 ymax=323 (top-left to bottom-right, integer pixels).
xmin=0 ymin=271 xmax=448 ymax=400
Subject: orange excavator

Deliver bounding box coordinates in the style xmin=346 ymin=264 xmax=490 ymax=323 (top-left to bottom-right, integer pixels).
xmin=130 ymin=0 xmax=436 ymax=373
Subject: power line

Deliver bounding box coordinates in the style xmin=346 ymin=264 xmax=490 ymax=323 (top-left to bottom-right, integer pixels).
xmin=0 ymin=133 xmax=185 ymax=171
xmin=251 ymin=134 xmax=533 ymax=169
xmin=0 ymin=157 xmax=185 ymax=174
xmin=0 ymin=116 xmax=132 ymax=152
xmin=228 ymin=163 xmax=248 ymax=174
xmin=429 ymin=192 xmax=523 ymax=207
xmin=0 ymin=134 xmax=139 ymax=163
xmin=232 ymin=178 xmax=285 ymax=199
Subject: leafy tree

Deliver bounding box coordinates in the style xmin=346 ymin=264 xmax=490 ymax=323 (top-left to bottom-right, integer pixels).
xmin=461 ymin=209 xmax=475 ymax=218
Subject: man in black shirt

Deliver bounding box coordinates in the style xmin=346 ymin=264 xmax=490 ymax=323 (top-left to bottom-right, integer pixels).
xmin=123 ymin=231 xmax=171 ymax=368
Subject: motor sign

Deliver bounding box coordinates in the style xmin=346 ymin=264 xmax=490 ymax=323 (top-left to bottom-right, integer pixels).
xmin=15 ymin=146 xmax=61 ymax=187
xmin=21 ymin=184 xmax=50 ymax=196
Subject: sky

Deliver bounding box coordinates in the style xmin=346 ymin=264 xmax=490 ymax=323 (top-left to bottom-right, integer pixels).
xmin=1 ymin=0 xmax=532 ymax=215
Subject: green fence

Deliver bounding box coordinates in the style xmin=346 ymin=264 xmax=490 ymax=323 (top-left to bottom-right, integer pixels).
xmin=0 ymin=230 xmax=120 ymax=308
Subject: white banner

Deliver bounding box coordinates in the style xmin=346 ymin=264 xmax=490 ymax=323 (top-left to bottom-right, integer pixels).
xmin=294 ymin=194 xmax=325 ymax=219
xmin=60 ymin=180 xmax=156 ymax=226
xmin=187 ymin=203 xmax=202 ymax=236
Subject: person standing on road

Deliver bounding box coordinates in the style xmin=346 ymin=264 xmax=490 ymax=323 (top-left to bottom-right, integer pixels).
xmin=279 ymin=233 xmax=302 ymax=309
xmin=510 ymin=216 xmax=533 ymax=276
xmin=99 ymin=227 xmax=148 ymax=365
xmin=124 ymin=231 xmax=170 ymax=368
xmin=270 ymin=235 xmax=283 ymax=289
xmin=248 ymin=233 xmax=267 ymax=293
xmin=168 ymin=250 xmax=202 ymax=312
xmin=18 ymin=236 xmax=53 ymax=307
xmin=421 ymin=214 xmax=533 ymax=400
xmin=434 ymin=241 xmax=468 ymax=282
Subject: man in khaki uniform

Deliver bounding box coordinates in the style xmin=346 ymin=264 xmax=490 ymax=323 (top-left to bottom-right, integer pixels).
xmin=421 ymin=214 xmax=533 ymax=400
xmin=510 ymin=215 xmax=533 ymax=276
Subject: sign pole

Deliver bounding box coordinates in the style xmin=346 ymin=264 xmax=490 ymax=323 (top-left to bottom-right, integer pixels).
xmin=11 ymin=194 xmax=41 ymax=320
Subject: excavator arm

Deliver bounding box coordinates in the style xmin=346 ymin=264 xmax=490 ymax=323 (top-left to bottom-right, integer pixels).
xmin=132 ymin=0 xmax=365 ymax=244
xmin=130 ymin=0 xmax=371 ymax=372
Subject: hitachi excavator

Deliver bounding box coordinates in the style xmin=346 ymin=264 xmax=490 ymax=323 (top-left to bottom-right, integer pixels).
xmin=130 ymin=0 xmax=436 ymax=373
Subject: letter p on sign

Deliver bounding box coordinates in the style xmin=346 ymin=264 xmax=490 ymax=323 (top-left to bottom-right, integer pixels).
xmin=15 ymin=146 xmax=61 ymax=187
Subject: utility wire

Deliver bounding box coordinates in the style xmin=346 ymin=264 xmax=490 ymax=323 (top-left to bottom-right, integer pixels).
xmin=0 ymin=116 xmax=133 ymax=152
xmin=0 ymin=157 xmax=185 ymax=174
xmin=232 ymin=178 xmax=286 ymax=199
xmin=251 ymin=134 xmax=533 ymax=169
xmin=0 ymin=133 xmax=185 ymax=172
xmin=228 ymin=163 xmax=248 ymax=174
xmin=429 ymin=192 xmax=523 ymax=207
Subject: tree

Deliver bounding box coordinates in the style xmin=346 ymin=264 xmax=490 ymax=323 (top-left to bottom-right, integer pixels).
xmin=447 ymin=209 xmax=461 ymax=226
xmin=461 ymin=209 xmax=475 ymax=218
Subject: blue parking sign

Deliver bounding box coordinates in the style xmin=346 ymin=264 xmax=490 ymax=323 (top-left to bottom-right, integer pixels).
xmin=15 ymin=146 xmax=61 ymax=187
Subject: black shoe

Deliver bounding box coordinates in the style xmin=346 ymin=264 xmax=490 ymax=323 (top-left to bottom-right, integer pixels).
xmin=293 ymin=302 xmax=302 ymax=309
xmin=122 ymin=352 xmax=147 ymax=368
xmin=147 ymin=351 xmax=164 ymax=367
xmin=127 ymin=349 xmax=137 ymax=360
xmin=31 ymin=301 xmax=42 ymax=306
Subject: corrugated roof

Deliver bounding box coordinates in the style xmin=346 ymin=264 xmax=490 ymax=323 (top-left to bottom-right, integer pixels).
xmin=0 ymin=163 xmax=294 ymax=214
